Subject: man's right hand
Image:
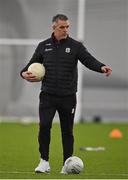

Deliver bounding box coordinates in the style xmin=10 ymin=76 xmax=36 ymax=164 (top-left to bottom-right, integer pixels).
xmin=22 ymin=71 xmax=41 ymax=82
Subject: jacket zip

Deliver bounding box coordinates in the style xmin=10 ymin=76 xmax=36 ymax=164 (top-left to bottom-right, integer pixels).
xmin=55 ymin=42 xmax=59 ymax=95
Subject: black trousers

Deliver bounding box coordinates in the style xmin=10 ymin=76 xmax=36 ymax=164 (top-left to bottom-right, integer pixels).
xmin=38 ymin=92 xmax=76 ymax=163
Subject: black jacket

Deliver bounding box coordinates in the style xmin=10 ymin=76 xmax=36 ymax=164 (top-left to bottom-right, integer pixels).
xmin=21 ymin=35 xmax=105 ymax=96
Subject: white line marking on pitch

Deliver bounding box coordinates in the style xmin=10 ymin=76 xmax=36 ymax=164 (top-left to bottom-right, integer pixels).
xmin=86 ymin=173 xmax=128 ymax=177
xmin=0 ymin=171 xmax=35 ymax=174
xmin=0 ymin=171 xmax=128 ymax=177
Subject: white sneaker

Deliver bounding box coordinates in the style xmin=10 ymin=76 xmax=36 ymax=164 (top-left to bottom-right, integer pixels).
xmin=35 ymin=159 xmax=50 ymax=173
xmin=60 ymin=166 xmax=67 ymax=174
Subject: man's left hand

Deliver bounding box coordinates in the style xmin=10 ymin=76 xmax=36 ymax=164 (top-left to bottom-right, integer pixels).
xmin=101 ymin=66 xmax=112 ymax=76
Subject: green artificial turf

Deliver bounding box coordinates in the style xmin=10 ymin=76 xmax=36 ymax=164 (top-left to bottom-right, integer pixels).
xmin=0 ymin=122 xmax=128 ymax=179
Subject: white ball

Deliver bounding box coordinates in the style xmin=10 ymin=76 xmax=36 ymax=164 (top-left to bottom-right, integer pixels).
xmin=28 ymin=63 xmax=45 ymax=81
xmin=64 ymin=156 xmax=84 ymax=174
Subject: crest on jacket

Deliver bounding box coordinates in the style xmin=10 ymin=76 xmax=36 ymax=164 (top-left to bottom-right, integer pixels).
xmin=65 ymin=48 xmax=70 ymax=53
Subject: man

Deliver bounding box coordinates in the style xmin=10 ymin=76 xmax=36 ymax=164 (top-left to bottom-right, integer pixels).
xmin=20 ymin=14 xmax=112 ymax=174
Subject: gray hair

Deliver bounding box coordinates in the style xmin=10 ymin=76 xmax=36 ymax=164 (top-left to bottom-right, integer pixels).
xmin=52 ymin=14 xmax=68 ymax=23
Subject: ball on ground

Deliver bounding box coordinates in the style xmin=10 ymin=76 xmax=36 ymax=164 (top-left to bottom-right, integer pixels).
xmin=64 ymin=156 xmax=84 ymax=174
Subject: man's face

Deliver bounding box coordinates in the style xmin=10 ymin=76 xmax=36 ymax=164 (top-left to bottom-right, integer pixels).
xmin=53 ymin=19 xmax=70 ymax=40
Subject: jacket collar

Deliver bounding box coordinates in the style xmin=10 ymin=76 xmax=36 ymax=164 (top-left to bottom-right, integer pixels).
xmin=51 ymin=33 xmax=69 ymax=44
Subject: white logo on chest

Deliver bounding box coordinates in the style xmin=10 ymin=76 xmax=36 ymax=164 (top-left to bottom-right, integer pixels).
xmin=44 ymin=48 xmax=53 ymax=52
xmin=65 ymin=48 xmax=70 ymax=53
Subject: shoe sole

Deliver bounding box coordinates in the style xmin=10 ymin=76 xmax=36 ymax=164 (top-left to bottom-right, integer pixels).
xmin=35 ymin=170 xmax=50 ymax=174
xmin=60 ymin=172 xmax=68 ymax=174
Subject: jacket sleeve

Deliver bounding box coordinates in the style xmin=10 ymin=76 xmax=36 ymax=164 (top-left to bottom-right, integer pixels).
xmin=20 ymin=42 xmax=44 ymax=77
xmin=77 ymin=42 xmax=105 ymax=73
